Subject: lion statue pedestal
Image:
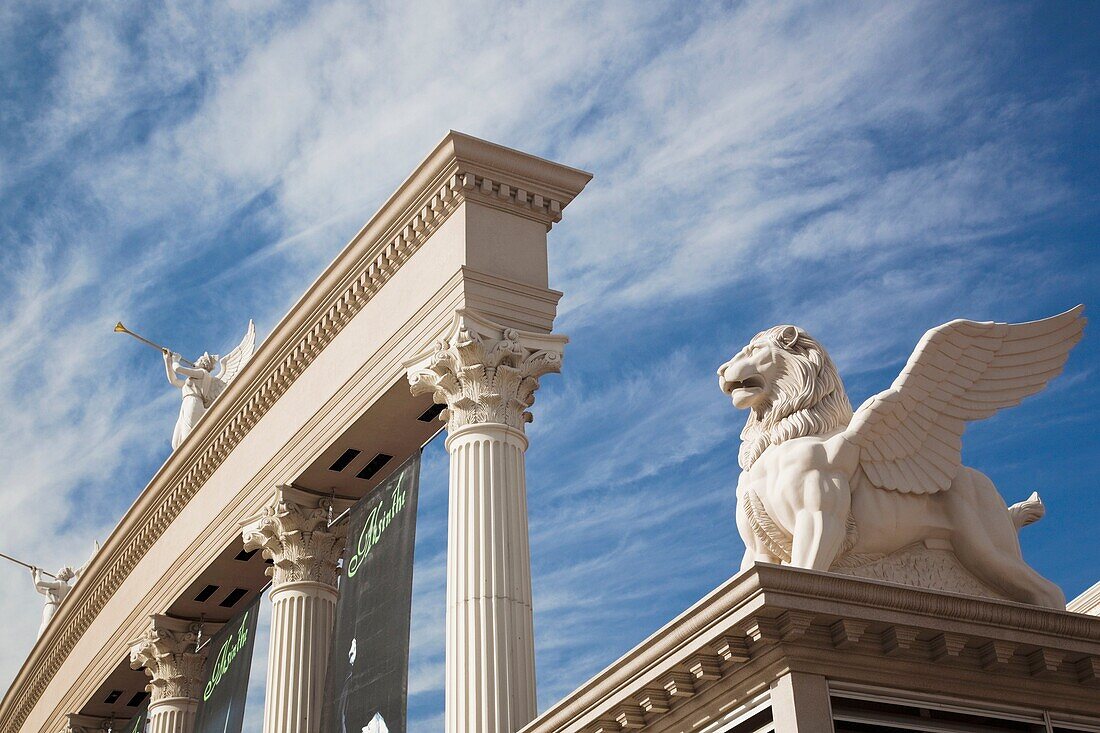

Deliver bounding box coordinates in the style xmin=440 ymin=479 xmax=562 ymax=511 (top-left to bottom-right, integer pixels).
xmin=718 ymin=307 xmax=1084 ymax=609
xmin=833 ymin=540 xmax=1009 ymax=600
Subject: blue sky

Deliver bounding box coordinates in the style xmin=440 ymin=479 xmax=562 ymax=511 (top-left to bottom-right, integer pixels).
xmin=1 ymin=1 xmax=1098 ymax=730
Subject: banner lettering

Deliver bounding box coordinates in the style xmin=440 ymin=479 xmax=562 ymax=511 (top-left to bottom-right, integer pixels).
xmin=193 ymin=595 xmax=260 ymax=733
xmin=321 ymin=454 xmax=421 ymax=733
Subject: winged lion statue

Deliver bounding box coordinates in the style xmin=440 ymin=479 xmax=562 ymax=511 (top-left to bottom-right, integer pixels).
xmin=717 ymin=306 xmax=1085 ymax=608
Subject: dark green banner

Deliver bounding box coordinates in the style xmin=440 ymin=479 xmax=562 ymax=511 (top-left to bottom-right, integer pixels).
xmin=120 ymin=699 xmax=149 ymax=733
xmin=321 ymin=453 xmax=421 ymax=733
xmin=193 ymin=595 xmax=260 ymax=733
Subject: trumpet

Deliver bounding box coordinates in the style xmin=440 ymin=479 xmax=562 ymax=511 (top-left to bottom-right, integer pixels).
xmin=114 ymin=322 xmax=195 ymax=366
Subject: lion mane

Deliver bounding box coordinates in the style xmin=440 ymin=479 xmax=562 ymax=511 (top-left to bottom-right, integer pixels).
xmin=738 ymin=326 xmax=854 ymax=470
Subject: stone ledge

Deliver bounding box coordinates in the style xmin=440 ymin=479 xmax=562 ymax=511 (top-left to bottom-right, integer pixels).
xmin=1069 ymin=581 xmax=1100 ymax=616
xmin=520 ymin=565 xmax=1100 ymax=733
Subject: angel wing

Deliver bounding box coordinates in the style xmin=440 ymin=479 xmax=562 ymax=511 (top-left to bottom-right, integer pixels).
xmin=209 ymin=320 xmax=257 ymax=402
xmin=845 ymin=306 xmax=1085 ymax=495
xmin=77 ymin=540 xmax=101 ymax=578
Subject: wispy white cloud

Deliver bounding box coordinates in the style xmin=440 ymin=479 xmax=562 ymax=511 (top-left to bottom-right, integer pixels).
xmin=1 ymin=0 xmax=1096 ymax=726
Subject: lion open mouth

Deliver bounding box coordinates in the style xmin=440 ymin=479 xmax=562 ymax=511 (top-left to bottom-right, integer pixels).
xmin=723 ymin=375 xmax=765 ymax=394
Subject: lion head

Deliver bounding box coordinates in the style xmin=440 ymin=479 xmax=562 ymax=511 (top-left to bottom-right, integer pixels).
xmin=717 ymin=325 xmax=853 ymax=469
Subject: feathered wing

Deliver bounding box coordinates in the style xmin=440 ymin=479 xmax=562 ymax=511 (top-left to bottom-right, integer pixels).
xmin=77 ymin=541 xmax=100 ymax=580
xmin=845 ymin=306 xmax=1085 ymax=494
xmin=210 ymin=320 xmax=257 ymax=402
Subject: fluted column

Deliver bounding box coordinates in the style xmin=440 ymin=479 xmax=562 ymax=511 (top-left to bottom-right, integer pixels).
xmin=406 ymin=309 xmax=566 ymax=733
xmin=130 ymin=615 xmax=212 ymax=733
xmin=242 ymin=486 xmax=351 ymax=733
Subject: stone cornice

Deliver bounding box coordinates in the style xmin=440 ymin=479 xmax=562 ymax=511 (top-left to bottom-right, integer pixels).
xmin=521 ymin=565 xmax=1100 ymax=733
xmin=1069 ymin=581 xmax=1100 ymax=616
xmin=1 ymin=131 xmax=591 ymax=733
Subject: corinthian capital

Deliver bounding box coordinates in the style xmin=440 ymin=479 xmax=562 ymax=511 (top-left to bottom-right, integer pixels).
xmin=129 ymin=615 xmax=211 ymax=702
xmin=241 ymin=486 xmax=351 ymax=588
xmin=63 ymin=714 xmax=112 ymax=733
xmin=404 ymin=310 xmax=567 ymax=432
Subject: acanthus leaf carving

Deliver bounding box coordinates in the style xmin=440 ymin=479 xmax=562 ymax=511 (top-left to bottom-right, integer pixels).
xmin=129 ymin=616 xmax=209 ymax=702
xmin=405 ymin=310 xmax=567 ymax=433
xmin=62 ymin=715 xmax=112 ymax=733
xmin=241 ymin=486 xmax=350 ymax=588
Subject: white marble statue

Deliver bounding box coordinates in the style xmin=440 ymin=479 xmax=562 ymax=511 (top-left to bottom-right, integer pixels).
xmin=33 ymin=566 xmax=78 ymax=638
xmin=718 ymin=306 xmax=1085 ymax=608
xmin=363 ymin=713 xmax=390 ymax=733
xmin=163 ymin=320 xmax=256 ymax=449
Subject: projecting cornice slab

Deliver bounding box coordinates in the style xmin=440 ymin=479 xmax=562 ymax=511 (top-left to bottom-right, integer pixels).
xmin=521 ymin=565 xmax=1100 ymax=733
xmin=1069 ymin=581 xmax=1100 ymax=616
xmin=1 ymin=131 xmax=591 ymax=733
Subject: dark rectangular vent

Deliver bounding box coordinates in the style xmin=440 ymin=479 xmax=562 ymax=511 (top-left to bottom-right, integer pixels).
xmin=104 ymin=690 xmax=122 ymax=704
xmin=126 ymin=691 xmax=148 ymax=707
xmin=728 ymin=707 xmax=772 ymax=732
xmin=357 ymin=453 xmax=393 ymax=481
xmin=329 ymin=448 xmax=361 ymax=472
xmin=417 ymin=403 xmax=446 ymax=422
xmin=194 ymin=584 xmax=219 ymax=602
xmin=219 ymin=587 xmax=248 ymax=608
xmin=235 ymin=548 xmax=259 ymax=562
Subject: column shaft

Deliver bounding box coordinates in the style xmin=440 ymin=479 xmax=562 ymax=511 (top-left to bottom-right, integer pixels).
xmin=262 ymin=583 xmax=337 ymax=733
xmin=405 ymin=309 xmax=567 ymax=733
xmin=146 ymin=699 xmax=196 ymax=733
xmin=446 ymin=424 xmax=536 ymax=732
xmin=242 ymin=485 xmax=349 ymax=733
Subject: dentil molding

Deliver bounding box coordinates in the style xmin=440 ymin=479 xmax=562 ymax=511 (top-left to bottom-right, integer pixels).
xmin=522 ymin=565 xmax=1100 ymax=733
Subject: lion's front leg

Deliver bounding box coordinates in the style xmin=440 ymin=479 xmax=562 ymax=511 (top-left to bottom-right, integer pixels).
xmin=789 ymin=509 xmax=847 ymax=570
xmin=736 ymin=501 xmax=763 ymax=571
xmin=735 ymin=477 xmax=754 ymax=570
xmin=740 ymin=547 xmax=783 ymax=571
xmin=786 ymin=466 xmax=851 ymax=571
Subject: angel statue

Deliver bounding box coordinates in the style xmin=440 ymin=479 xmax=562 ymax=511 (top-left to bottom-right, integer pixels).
xmin=717 ymin=306 xmax=1084 ymax=609
xmin=162 ymin=320 xmax=257 ymax=449
xmin=20 ymin=540 xmax=99 ymax=638
xmin=33 ymin=565 xmax=78 ymax=638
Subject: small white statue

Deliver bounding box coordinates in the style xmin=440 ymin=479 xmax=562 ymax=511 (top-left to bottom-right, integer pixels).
xmin=363 ymin=713 xmax=389 ymax=733
xmin=718 ymin=307 xmax=1084 ymax=608
xmin=163 ymin=321 xmax=256 ymax=449
xmin=33 ymin=566 xmax=78 ymax=638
